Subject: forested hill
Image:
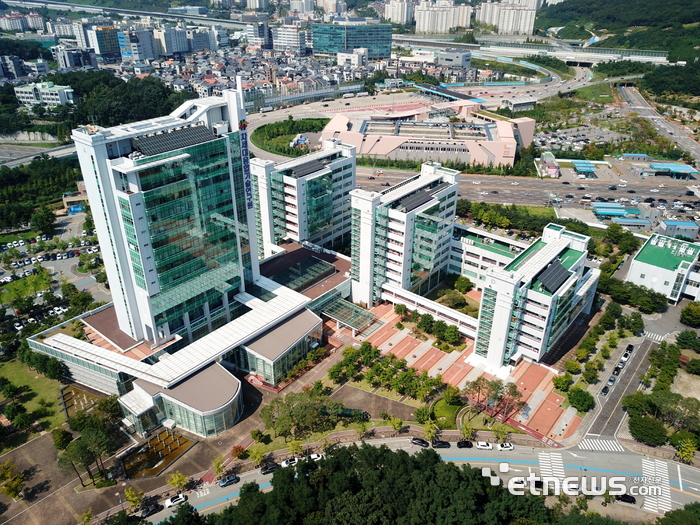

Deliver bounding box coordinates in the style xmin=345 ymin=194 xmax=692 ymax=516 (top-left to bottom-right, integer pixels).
xmin=535 ymin=0 xmax=700 ymax=61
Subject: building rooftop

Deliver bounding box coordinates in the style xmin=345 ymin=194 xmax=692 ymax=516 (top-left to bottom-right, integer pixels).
xmin=245 ymin=308 xmax=321 ymax=361
xmin=633 ymin=233 xmax=700 ymax=272
xmin=134 ymin=362 xmax=240 ymax=413
xmin=663 ymin=220 xmax=698 ymax=226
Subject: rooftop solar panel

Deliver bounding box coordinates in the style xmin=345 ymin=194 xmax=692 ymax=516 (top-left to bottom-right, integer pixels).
xmin=132 ymin=124 xmax=216 ymax=157
xmin=398 ymin=190 xmax=432 ymax=213
xmin=538 ymin=259 xmax=570 ymax=294
xmin=291 ymin=159 xmax=326 ymax=178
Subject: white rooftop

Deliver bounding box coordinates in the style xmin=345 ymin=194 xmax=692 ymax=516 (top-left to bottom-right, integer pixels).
xmin=43 ymin=276 xmax=310 ymax=388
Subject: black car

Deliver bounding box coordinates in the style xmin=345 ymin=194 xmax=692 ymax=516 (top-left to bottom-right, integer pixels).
xmin=686 ymin=191 xmax=695 ymax=196
xmin=627 ymin=190 xmax=636 ymax=193
xmin=577 ymin=186 xmax=586 ymax=190
xmin=601 ymin=386 xmax=610 ymax=396
xmin=432 ymin=440 xmax=451 ymax=449
xmin=411 ymin=437 xmax=430 ymax=448
xmin=491 ymin=190 xmax=498 ymax=194
xmin=261 ymin=463 xmax=279 ymax=475
xmin=565 ymin=194 xmax=574 ymax=199
xmin=50 ymin=253 xmax=57 ymax=261
xmin=140 ymin=504 xmax=163 ymax=518
xmin=457 ymin=440 xmax=473 ymax=448
xmin=626 ymin=344 xmax=634 ymax=353
xmin=615 ymin=494 xmax=637 ymax=504
xmin=644 ymin=197 xmax=655 ymax=203
xmin=562 ymin=181 xmax=570 ymax=185
xmin=608 ymin=185 xmax=617 ymax=190
xmin=612 ymin=367 xmax=621 ymax=376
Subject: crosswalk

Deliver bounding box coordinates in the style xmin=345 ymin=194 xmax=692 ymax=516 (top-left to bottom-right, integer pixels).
xmin=641 ymin=458 xmax=672 ymax=513
xmin=643 ymin=331 xmax=666 ymax=342
xmin=577 ymin=438 xmax=625 ymax=452
xmin=538 ymin=452 xmax=565 ymax=479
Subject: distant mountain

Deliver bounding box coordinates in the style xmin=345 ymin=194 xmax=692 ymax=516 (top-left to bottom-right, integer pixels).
xmin=536 ymin=0 xmax=700 ymax=62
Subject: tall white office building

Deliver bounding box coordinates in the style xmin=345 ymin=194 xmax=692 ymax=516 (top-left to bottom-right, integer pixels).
xmin=272 ymin=25 xmax=307 ymax=54
xmin=474 ymin=224 xmax=599 ymax=369
xmin=415 ymin=0 xmax=472 ymax=34
xmin=251 ymin=139 xmax=356 ymax=256
xmin=385 ymin=0 xmax=414 ymax=25
xmin=71 ymin=87 xmax=260 ymax=347
xmin=247 ymin=0 xmax=269 ymax=10
xmin=350 ymin=163 xmax=460 ymax=307
xmin=476 ymin=1 xmax=536 ymax=34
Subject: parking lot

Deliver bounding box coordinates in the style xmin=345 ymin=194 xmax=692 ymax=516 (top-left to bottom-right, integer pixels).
xmin=534 ymin=125 xmax=630 ymax=154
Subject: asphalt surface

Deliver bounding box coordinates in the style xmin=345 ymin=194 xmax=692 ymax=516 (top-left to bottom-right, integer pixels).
xmin=588 ymin=339 xmax=655 ymax=437
xmin=146 ymin=435 xmax=700 ymax=523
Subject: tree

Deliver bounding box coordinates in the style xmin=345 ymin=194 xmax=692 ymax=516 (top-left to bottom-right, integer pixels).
xmin=394 ymin=304 xmax=408 ymax=317
xmin=677 ymin=441 xmax=697 ymax=463
xmin=389 ymin=416 xmax=404 ymax=435
xmin=231 ymin=445 xmax=245 ymax=460
xmin=463 ymin=376 xmax=488 ymax=405
xmin=212 ymin=454 xmax=225 ymax=480
xmin=455 ymin=276 xmax=473 ymax=293
xmin=124 ymin=486 xmax=144 ymax=510
xmin=417 ymin=313 xmax=434 ymax=333
xmin=582 ymin=362 xmax=599 ymax=384
xmin=166 ymin=470 xmax=189 ymax=492
xmin=443 ymin=385 xmax=461 ymax=406
xmin=288 ymin=440 xmax=303 ymax=456
xmin=247 ymin=446 xmax=266 ymax=467
xmin=12 ymin=412 xmax=33 ymax=431
xmin=0 ymin=459 xmax=24 ymax=499
xmin=44 ymin=357 xmax=64 ymax=381
xmin=564 ymin=360 xmax=581 ymax=374
xmin=30 ymin=206 xmax=55 ymax=236
xmin=461 ymin=422 xmax=474 ymax=440
xmin=251 ymin=429 xmax=265 ymax=443
xmin=568 ymin=387 xmax=595 ymax=412
xmin=96 ymin=395 xmax=122 ymax=422
xmin=78 ymin=508 xmax=94 ymax=525
xmin=423 ymin=422 xmax=438 ymax=442
xmin=552 ymin=372 xmax=573 ymax=392
xmin=82 ymin=427 xmax=117 ymax=474
xmin=443 ymin=325 xmax=461 ymax=345
xmin=493 ymin=427 xmax=510 ymax=443
xmin=356 ymin=420 xmax=369 ymax=439
xmin=432 ymin=320 xmax=447 ymax=340
xmin=681 ymin=302 xmax=700 ymax=327
xmin=629 ymin=415 xmax=668 ymax=446
xmin=52 ymin=428 xmax=73 ymax=450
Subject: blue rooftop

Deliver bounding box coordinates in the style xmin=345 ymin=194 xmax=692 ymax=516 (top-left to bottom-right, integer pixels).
xmin=649 ymin=163 xmax=699 ymax=174
xmin=613 ymin=218 xmax=650 ymax=224
xmin=663 ymin=221 xmax=698 ymax=226
xmin=622 ymin=153 xmax=650 ymax=158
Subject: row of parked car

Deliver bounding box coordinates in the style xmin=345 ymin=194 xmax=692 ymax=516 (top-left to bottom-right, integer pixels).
xmin=601 ymin=344 xmax=634 ymax=396
xmin=410 ymin=437 xmax=514 ymax=451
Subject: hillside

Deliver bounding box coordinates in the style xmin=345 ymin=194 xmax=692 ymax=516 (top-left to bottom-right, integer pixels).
xmin=535 ymin=0 xmax=700 ymax=62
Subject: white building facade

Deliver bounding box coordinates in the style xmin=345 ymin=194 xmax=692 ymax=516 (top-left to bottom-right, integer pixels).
xmin=415 ymin=0 xmax=472 ymax=34
xmin=385 ymin=0 xmax=414 ymax=25
xmin=14 ymin=82 xmax=74 ymax=108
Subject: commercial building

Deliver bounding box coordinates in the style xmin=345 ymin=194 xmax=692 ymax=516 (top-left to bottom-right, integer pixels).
xmin=86 ymin=26 xmax=120 ymax=58
xmin=311 ymin=23 xmax=392 ymax=60
xmin=385 ymin=0 xmax=414 ymax=25
xmin=246 ymin=22 xmax=273 ymax=50
xmin=320 ymin=99 xmax=535 ymax=166
xmin=626 ymin=233 xmax=700 ymax=303
xmin=272 ymin=25 xmax=307 ymax=54
xmin=52 ymin=46 xmax=98 ymax=70
xmin=631 ymin=162 xmax=699 ymax=180
xmin=350 ymin=162 xmax=460 ymax=307
xmin=437 ymin=49 xmax=471 ymax=69
xmin=250 ymin=138 xmax=356 ymax=256
xmin=153 ymin=26 xmax=189 ymax=56
xmin=23 ymin=59 xmax=49 ymax=76
xmin=504 ymin=96 xmax=536 ymax=112
xmin=539 ymin=151 xmax=560 ymax=178
xmin=415 ymin=0 xmax=472 ymax=34
xmin=247 ymin=0 xmax=269 ymax=10
xmin=0 ymin=55 xmax=24 ymax=79
xmin=474 ymin=224 xmax=599 ymax=368
xmin=14 ymin=82 xmax=75 ymax=108
xmin=337 ymin=47 xmax=367 ymax=67
xmin=659 ymin=220 xmax=700 ymax=240
xmin=118 ymin=30 xmax=157 ymax=62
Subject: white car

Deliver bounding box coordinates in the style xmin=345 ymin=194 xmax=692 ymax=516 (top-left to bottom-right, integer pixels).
xmin=650 ymin=189 xmax=659 ymax=193
xmin=620 ymin=179 xmax=628 ymax=183
xmin=472 ymin=181 xmax=481 ymax=185
xmin=480 ymin=191 xmax=489 ymax=195
xmin=165 ymin=494 xmax=188 ymax=508
xmin=280 ymin=457 xmax=299 ymax=468
xmin=659 ymin=184 xmax=667 ymax=188
xmin=497 ymin=443 xmax=514 ymax=451
xmin=308 ymin=453 xmax=324 ymax=462
xmin=511 ymin=182 xmax=520 ymax=186
xmin=475 ymin=442 xmax=493 ymax=450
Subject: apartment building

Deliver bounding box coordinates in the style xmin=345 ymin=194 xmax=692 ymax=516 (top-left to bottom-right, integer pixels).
xmin=118 ymin=30 xmax=157 ymax=62
xmin=14 ymin=82 xmax=74 ymax=108
xmin=385 ymin=0 xmax=414 ymax=25
xmin=415 ymin=0 xmax=472 ymax=34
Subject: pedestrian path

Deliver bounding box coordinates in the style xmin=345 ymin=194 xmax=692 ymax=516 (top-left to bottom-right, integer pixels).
xmin=643 ymin=331 xmax=665 ymax=342
xmin=641 ymin=458 xmax=672 ymax=513
xmin=576 ymin=438 xmax=625 ymax=452
xmin=538 ymin=452 xmax=565 ymax=479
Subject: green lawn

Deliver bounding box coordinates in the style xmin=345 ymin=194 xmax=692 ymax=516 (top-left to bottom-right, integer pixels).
xmin=571 ymin=83 xmax=614 ymax=102
xmin=0 ymin=272 xmax=51 ymax=303
xmin=460 ymin=407 xmax=525 ymax=434
xmin=514 ymin=205 xmax=556 ymax=219
xmin=348 ymin=378 xmax=422 ymax=407
xmin=0 ymin=359 xmax=64 ymax=455
xmin=432 ymin=398 xmax=464 ymax=429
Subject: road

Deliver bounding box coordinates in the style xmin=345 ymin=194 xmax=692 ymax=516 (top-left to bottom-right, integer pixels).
xmin=618 ymin=87 xmax=700 ymax=164
xmin=587 ymin=339 xmax=654 ymax=437
xmin=145 ymin=436 xmax=700 ymax=522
